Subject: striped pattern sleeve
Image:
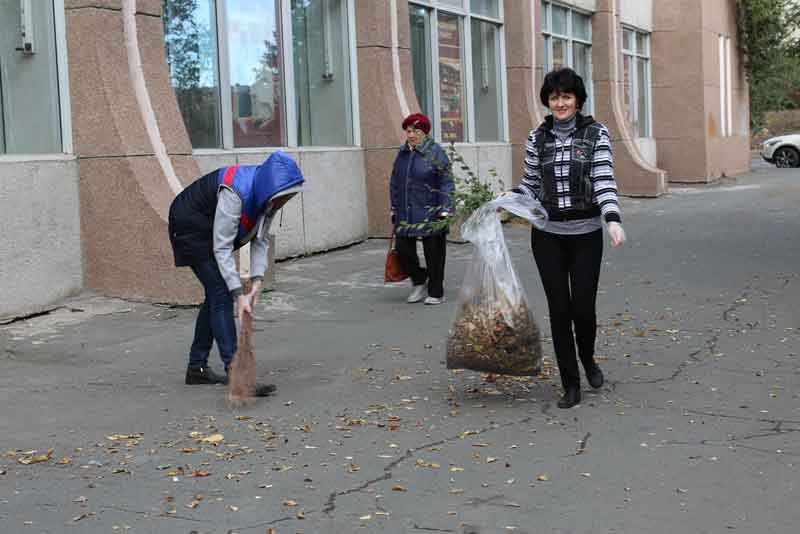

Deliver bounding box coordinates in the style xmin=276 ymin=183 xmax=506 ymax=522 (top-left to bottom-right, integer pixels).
xmin=513 ymin=130 xmax=542 ymax=200
xmin=591 ymin=126 xmax=622 ymax=223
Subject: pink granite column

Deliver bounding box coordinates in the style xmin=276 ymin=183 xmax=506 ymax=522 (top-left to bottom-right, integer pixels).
xmin=65 ymin=1 xmax=202 ymax=302
xmin=504 ymin=0 xmax=545 ymax=186
xmin=356 ymin=0 xmax=420 ymax=237
xmin=593 ymin=0 xmax=667 ymax=196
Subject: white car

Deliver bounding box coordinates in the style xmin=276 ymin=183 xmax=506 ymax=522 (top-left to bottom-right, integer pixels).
xmin=761 ymin=133 xmax=800 ymax=168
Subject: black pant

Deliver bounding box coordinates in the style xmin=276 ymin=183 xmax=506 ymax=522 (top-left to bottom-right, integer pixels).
xmin=395 ymin=234 xmax=447 ymax=298
xmin=532 ymin=228 xmax=603 ymax=389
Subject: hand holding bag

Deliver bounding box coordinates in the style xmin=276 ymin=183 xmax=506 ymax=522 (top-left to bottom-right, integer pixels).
xmin=384 ymin=233 xmax=409 ymax=283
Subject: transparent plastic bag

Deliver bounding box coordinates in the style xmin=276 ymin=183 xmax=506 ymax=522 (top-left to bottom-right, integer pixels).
xmin=446 ymin=193 xmax=548 ymax=376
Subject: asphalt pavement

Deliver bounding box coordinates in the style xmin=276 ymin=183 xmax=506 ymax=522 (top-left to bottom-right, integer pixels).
xmin=1 ymin=160 xmax=799 ymax=533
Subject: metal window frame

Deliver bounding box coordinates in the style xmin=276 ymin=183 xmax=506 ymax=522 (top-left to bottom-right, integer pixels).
xmin=621 ymin=26 xmax=652 ymax=138
xmin=53 ymin=0 xmax=73 ymax=154
xmin=1 ymin=0 xmax=73 ymax=155
xmin=540 ymin=0 xmax=593 ymax=115
xmin=200 ymin=0 xmax=360 ymax=150
xmin=409 ymin=0 xmax=507 ymax=143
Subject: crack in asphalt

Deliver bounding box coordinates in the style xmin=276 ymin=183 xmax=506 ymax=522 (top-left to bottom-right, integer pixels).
xmin=576 ymin=432 xmax=591 ymax=455
xmin=412 ymin=524 xmax=458 ymax=532
xmin=684 ymin=409 xmax=800 ymax=426
xmin=321 ymin=416 xmax=532 ymax=516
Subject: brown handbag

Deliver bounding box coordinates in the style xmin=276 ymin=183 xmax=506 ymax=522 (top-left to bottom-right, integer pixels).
xmin=384 ymin=233 xmax=409 ymax=283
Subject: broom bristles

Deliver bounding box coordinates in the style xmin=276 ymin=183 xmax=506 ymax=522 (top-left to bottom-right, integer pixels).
xmin=226 ymin=310 xmax=258 ymax=408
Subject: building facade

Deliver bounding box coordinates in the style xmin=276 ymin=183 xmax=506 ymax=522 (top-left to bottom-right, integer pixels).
xmin=0 ymin=0 xmax=750 ymax=319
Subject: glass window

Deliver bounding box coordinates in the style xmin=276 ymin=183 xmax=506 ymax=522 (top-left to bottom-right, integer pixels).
xmin=164 ymin=0 xmax=357 ymax=149
xmin=471 ymin=19 xmax=502 ymax=141
xmin=621 ymin=27 xmax=651 ymax=137
xmin=410 ymin=5 xmax=434 ymax=120
xmin=437 ymin=0 xmax=465 ymax=10
xmin=470 ymin=0 xmax=498 ymax=18
xmin=552 ymin=38 xmax=567 ymax=70
xmin=551 ymin=5 xmax=567 ymax=35
xmin=227 ymin=0 xmax=284 ymax=147
xmin=541 ymin=1 xmax=593 ymax=114
xmin=292 ymin=0 xmax=353 ymax=146
xmin=572 ymin=12 xmax=590 ymax=41
xmin=164 ymin=0 xmax=222 ymax=148
xmin=408 ymin=0 xmax=506 ymax=142
xmin=438 ymin=12 xmax=465 ymax=142
xmin=0 ymin=0 xmax=62 ymax=153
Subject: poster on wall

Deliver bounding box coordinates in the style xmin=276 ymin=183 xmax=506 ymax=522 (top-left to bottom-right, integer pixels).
xmin=438 ymin=14 xmax=464 ymax=143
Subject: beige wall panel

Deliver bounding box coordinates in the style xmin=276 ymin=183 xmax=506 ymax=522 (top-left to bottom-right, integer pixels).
xmin=477 ymin=144 xmax=513 ymax=194
xmin=136 ymin=14 xmax=194 ymax=155
xmin=652 ymin=0 xmax=702 ymax=32
xmin=652 ymin=31 xmax=704 ymax=90
xmin=561 ymin=0 xmax=597 ymax=12
xmin=193 ymin=153 xmax=237 ymax=176
xmin=300 ymin=150 xmax=369 ymax=252
xmin=356 ymin=0 xmax=392 ymax=48
xmin=655 ymin=138 xmax=709 ymax=182
xmin=651 ymin=85 xmax=706 ymax=140
xmin=271 ymin=193 xmax=306 ymax=258
xmin=65 ymin=0 xmax=121 ymax=9
xmin=504 ymin=0 xmax=533 ymax=68
xmin=396 ymin=0 xmax=411 ymax=50
xmin=0 ymin=158 xmax=83 ymax=320
xmin=79 ymin=156 xmax=202 ymax=303
xmin=619 ymin=0 xmax=653 ymax=30
xmin=701 ymin=0 xmax=737 ymax=34
xmin=365 ymin=148 xmax=399 ymax=237
xmin=170 ymin=155 xmax=201 ymax=190
xmin=66 ymin=9 xmax=152 ymax=157
xmin=136 ymin=0 xmax=162 ymax=16
xmin=357 ymin=47 xmax=406 ymax=148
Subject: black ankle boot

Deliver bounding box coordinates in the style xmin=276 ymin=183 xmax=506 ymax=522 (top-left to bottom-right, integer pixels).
xmin=253 ymin=383 xmax=277 ymax=397
xmin=185 ymin=365 xmax=227 ymax=385
xmin=585 ymin=364 xmax=604 ymax=389
xmin=557 ymin=387 xmax=581 ymax=409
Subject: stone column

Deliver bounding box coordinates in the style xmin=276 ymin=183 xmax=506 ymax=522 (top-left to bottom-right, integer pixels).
xmin=592 ymin=0 xmax=667 ymax=196
xmin=356 ymin=0 xmax=419 ymax=237
xmin=65 ymin=0 xmax=202 ymax=302
xmin=504 ymin=0 xmax=545 ymax=186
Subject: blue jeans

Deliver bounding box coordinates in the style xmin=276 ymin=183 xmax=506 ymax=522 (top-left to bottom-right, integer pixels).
xmin=189 ymin=258 xmax=237 ymax=370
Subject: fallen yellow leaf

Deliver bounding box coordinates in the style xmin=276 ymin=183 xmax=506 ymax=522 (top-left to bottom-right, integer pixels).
xmin=391 ymin=485 xmax=407 ymax=492
xmin=536 ymin=474 xmax=550 ymax=481
xmin=200 ymin=434 xmax=224 ymax=444
xmin=18 ymin=449 xmax=53 ymax=465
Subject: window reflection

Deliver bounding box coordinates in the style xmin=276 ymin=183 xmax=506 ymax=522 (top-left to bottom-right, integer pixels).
xmin=438 ymin=12 xmax=465 ymax=143
xmin=226 ymin=0 xmax=284 ymax=147
xmin=164 ymin=0 xmax=222 ymax=148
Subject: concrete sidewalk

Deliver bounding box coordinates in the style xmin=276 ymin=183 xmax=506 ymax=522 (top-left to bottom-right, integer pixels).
xmin=2 ymin=163 xmax=800 ymax=533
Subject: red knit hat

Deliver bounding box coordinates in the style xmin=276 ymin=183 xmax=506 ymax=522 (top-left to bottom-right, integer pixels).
xmin=401 ymin=113 xmax=431 ymax=134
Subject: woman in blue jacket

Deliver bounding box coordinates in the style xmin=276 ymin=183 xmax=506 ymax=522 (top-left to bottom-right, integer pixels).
xmin=390 ymin=113 xmax=455 ymax=305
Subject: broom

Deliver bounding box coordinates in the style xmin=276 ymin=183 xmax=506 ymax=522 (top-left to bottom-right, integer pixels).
xmin=226 ymin=285 xmax=258 ymax=408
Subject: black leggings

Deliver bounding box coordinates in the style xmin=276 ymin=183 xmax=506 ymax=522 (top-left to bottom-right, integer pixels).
xmin=395 ymin=234 xmax=447 ymax=298
xmin=532 ymin=228 xmax=603 ymax=389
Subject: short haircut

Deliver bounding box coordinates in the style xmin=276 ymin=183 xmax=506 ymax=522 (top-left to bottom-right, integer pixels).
xmin=539 ymin=68 xmax=588 ymax=109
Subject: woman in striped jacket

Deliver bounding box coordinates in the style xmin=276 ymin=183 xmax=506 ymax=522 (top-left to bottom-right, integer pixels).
xmin=503 ymin=67 xmax=627 ymax=409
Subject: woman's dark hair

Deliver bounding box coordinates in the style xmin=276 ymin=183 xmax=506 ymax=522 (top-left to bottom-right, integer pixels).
xmin=539 ymin=68 xmax=587 ymax=109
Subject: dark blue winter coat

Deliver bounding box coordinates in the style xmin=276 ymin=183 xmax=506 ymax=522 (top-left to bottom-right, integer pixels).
xmin=389 ymin=137 xmax=455 ymax=237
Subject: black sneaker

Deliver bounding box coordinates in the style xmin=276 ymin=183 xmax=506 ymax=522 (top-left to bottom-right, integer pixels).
xmin=557 ymin=387 xmax=581 ymax=409
xmin=585 ymin=364 xmax=604 ymax=389
xmin=185 ymin=365 xmax=227 ymax=385
xmin=253 ymin=383 xmax=277 ymax=397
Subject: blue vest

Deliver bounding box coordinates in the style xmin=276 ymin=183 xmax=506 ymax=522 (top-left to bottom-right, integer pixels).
xmin=217 ymin=152 xmax=305 ymax=244
xmin=169 ymin=151 xmax=304 ymax=266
